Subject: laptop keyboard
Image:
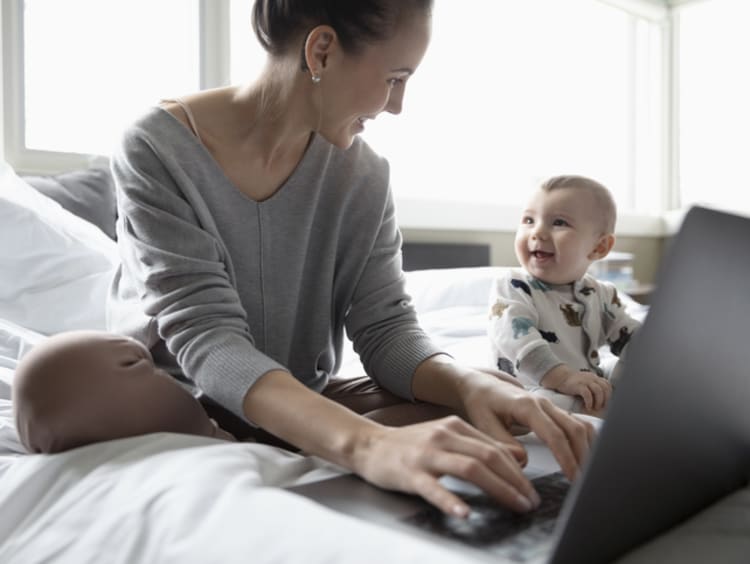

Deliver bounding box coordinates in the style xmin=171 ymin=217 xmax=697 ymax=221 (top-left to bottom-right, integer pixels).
xmin=402 ymin=471 xmax=569 ymax=548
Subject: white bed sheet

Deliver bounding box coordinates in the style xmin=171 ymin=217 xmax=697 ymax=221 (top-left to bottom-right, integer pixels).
xmin=0 ymin=432 xmax=479 ymax=564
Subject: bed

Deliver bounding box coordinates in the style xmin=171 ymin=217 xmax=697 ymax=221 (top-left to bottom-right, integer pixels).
xmin=1 ymin=160 xmax=747 ymax=563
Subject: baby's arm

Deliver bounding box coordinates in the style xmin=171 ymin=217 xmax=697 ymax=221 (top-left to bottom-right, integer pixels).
xmin=540 ymin=364 xmax=612 ymax=413
xmin=488 ymin=274 xmax=559 ymax=385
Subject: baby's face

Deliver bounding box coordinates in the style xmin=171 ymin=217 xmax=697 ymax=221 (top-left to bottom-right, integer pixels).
xmin=515 ymin=187 xmax=607 ymax=284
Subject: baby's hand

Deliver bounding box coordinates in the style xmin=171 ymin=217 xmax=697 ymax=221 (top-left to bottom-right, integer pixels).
xmin=542 ymin=366 xmax=612 ymax=412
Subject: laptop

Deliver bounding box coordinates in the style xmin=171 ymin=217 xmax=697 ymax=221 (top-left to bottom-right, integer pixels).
xmin=289 ymin=206 xmax=750 ymax=563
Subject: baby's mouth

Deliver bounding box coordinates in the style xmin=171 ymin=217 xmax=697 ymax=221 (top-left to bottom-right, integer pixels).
xmin=530 ymin=250 xmax=554 ymax=260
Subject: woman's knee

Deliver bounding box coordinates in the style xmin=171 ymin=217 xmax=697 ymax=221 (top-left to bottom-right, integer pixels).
xmin=13 ymin=331 xmax=120 ymax=453
xmin=12 ymin=330 xmax=220 ymax=453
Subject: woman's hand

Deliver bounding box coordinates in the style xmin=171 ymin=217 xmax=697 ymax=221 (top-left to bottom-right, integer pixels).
xmin=350 ymin=415 xmax=542 ymax=518
xmin=460 ymin=375 xmax=596 ymax=481
xmin=413 ymin=356 xmax=597 ymax=483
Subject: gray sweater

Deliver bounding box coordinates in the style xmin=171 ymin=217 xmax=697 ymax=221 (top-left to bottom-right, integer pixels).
xmin=107 ymin=107 xmax=442 ymax=420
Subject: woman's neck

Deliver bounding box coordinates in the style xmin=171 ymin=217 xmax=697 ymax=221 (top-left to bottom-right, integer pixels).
xmin=230 ymin=63 xmax=318 ymax=171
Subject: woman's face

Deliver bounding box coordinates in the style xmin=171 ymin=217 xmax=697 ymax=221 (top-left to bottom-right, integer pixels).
xmin=316 ymin=12 xmax=432 ymax=149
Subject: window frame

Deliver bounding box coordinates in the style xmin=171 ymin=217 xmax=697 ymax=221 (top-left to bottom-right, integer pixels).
xmin=1 ymin=0 xmax=232 ymax=174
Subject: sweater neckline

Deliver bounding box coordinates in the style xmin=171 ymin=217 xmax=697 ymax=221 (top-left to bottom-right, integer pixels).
xmin=152 ymin=105 xmax=323 ymax=205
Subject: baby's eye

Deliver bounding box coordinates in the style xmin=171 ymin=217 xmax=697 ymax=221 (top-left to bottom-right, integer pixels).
xmin=387 ymin=78 xmax=405 ymax=88
xmin=521 ymin=216 xmax=534 ymax=225
xmin=552 ymin=218 xmax=569 ymax=227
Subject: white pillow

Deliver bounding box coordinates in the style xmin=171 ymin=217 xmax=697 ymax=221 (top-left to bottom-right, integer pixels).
xmin=0 ymin=159 xmax=119 ymax=335
xmin=404 ymin=266 xmax=510 ymax=314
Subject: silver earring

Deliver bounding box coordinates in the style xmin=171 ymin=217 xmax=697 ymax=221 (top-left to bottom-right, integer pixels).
xmin=311 ymin=74 xmax=321 ymax=84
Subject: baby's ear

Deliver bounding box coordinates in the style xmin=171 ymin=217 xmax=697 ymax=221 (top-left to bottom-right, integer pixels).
xmin=589 ymin=234 xmax=615 ymax=260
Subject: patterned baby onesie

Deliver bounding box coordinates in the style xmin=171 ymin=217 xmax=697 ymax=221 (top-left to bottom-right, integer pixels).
xmin=488 ymin=268 xmax=641 ymax=387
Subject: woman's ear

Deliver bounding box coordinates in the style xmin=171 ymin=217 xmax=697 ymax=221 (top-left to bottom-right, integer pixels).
xmin=304 ymin=25 xmax=337 ymax=78
xmin=589 ymin=233 xmax=616 ymax=260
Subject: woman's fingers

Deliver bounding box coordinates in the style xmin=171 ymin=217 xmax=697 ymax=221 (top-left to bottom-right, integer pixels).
xmin=434 ymin=420 xmax=533 ymax=497
xmin=410 ymin=473 xmax=471 ymax=518
xmin=409 ymin=441 xmax=539 ymax=515
xmin=425 ymin=417 xmax=530 ymax=487
xmin=579 ymin=386 xmax=594 ymax=410
xmin=589 ymin=379 xmax=612 ymax=411
xmin=589 ymin=381 xmax=602 ymax=410
xmin=529 ymin=398 xmax=593 ymax=480
xmin=459 ymin=375 xmax=597 ymax=483
xmin=411 ymin=450 xmax=538 ymax=516
xmin=470 ymin=408 xmax=529 ymax=466
xmin=370 ymin=417 xmax=540 ymax=516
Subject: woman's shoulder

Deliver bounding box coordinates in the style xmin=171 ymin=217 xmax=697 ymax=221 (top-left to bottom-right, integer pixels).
xmin=115 ymin=104 xmax=205 ymax=169
xmin=118 ymin=105 xmax=189 ymax=147
xmin=156 ymin=99 xmax=191 ymax=130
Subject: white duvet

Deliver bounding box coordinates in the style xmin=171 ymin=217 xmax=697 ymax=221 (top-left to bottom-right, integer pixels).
xmin=0 ymin=431 xmax=480 ymax=564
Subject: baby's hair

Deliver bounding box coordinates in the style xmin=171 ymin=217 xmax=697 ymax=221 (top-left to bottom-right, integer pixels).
xmin=540 ymin=175 xmax=617 ymax=234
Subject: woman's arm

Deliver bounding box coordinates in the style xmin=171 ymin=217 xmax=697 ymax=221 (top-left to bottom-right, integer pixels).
xmin=111 ymin=113 xmax=290 ymax=419
xmin=243 ymin=369 xmax=549 ymax=518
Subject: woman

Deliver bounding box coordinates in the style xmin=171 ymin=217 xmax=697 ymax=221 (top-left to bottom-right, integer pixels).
xmin=14 ymin=0 xmax=594 ymax=518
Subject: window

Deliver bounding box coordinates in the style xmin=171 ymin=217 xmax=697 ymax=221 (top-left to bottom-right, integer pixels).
xmin=363 ymin=0 xmax=663 ymax=215
xmin=229 ymin=0 xmax=664 ymax=219
xmin=3 ymin=0 xmax=666 ymax=226
xmin=229 ymin=0 xmax=264 ymax=83
xmin=676 ymin=0 xmax=750 ymax=213
xmin=20 ymin=0 xmax=200 ymax=157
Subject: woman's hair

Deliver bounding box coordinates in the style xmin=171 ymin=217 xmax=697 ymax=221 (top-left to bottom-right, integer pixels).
xmin=540 ymin=175 xmax=617 ymax=234
xmin=252 ymin=0 xmax=433 ymax=61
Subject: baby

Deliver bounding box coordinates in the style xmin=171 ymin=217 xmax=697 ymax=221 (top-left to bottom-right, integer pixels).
xmin=488 ymin=175 xmax=641 ymax=414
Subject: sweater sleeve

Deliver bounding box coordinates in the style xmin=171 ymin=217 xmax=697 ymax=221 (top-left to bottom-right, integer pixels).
xmin=344 ymin=186 xmax=443 ymax=400
xmin=487 ymin=272 xmax=562 ymax=386
xmin=110 ymin=122 xmax=287 ymax=420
